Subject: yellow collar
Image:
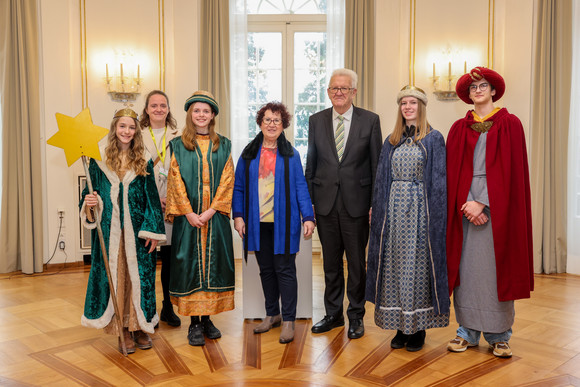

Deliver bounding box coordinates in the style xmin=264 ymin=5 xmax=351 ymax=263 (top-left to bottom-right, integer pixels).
xmin=472 ymin=107 xmax=500 ymax=122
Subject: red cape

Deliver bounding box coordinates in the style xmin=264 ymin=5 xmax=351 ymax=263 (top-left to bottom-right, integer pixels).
xmin=446 ymin=108 xmax=533 ymax=301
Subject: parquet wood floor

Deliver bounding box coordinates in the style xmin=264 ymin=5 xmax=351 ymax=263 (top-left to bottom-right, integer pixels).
xmin=1 ymin=259 xmax=580 ymax=386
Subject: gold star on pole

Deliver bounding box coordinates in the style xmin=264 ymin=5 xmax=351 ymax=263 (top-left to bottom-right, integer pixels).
xmin=47 ymin=108 xmax=109 ymax=166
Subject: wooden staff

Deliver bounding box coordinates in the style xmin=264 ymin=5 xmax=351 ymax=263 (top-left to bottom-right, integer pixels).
xmin=81 ymin=155 xmax=128 ymax=356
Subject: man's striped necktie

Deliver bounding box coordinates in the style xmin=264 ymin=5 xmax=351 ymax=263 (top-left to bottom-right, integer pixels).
xmin=335 ymin=115 xmax=345 ymax=161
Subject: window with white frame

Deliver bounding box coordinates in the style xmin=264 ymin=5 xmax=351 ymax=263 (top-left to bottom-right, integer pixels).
xmin=245 ymin=0 xmax=327 ymax=164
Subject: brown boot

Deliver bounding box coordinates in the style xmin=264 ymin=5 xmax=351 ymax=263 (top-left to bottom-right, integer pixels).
xmin=118 ymin=328 xmax=136 ymax=354
xmin=133 ymin=330 xmax=153 ymax=350
xmin=279 ymin=321 xmax=295 ymax=344
xmin=253 ymin=314 xmax=282 ymax=334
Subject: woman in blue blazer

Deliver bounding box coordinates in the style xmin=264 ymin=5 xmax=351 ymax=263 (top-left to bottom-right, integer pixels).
xmin=233 ymin=102 xmax=315 ymax=344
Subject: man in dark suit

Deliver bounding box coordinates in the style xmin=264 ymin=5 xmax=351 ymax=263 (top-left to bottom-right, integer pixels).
xmin=306 ymin=68 xmax=382 ymax=339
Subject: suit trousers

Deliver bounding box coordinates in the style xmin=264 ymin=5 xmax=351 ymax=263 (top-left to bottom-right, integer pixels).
xmin=254 ymin=222 xmax=298 ymax=321
xmin=316 ymin=190 xmax=368 ymax=320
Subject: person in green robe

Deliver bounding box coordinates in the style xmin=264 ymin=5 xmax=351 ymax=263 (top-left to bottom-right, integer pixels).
xmin=80 ymin=108 xmax=166 ymax=354
xmin=165 ymin=91 xmax=235 ymax=347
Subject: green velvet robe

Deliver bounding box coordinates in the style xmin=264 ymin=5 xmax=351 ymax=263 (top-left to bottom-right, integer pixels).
xmin=79 ymin=156 xmax=166 ymax=334
xmin=169 ymin=136 xmax=235 ymax=296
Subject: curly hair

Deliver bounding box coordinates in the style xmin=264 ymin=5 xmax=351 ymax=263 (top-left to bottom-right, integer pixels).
xmin=255 ymin=102 xmax=292 ymax=129
xmin=139 ymin=90 xmax=178 ymax=130
xmin=182 ymin=102 xmax=220 ymax=152
xmin=105 ymin=116 xmax=149 ymax=176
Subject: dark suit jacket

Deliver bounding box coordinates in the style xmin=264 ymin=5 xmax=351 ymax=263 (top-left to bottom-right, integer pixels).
xmin=305 ymin=106 xmax=382 ymax=217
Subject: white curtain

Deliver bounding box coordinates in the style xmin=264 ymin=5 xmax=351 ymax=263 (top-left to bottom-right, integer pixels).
xmin=229 ymin=0 xmax=248 ymax=162
xmin=567 ymin=0 xmax=580 ymax=274
xmin=229 ymin=0 xmax=345 ymax=160
xmin=326 ymin=0 xmax=345 ymax=103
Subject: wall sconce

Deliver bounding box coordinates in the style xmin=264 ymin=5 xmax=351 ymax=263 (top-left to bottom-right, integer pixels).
xmin=105 ymin=63 xmax=141 ymax=102
xmin=431 ymin=61 xmax=466 ymax=101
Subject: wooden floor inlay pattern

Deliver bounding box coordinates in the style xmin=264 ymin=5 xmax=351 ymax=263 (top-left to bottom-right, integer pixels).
xmin=30 ymin=335 xmax=193 ymax=386
xmin=243 ymin=320 xmax=261 ymax=369
xmin=1 ymin=263 xmax=579 ymax=385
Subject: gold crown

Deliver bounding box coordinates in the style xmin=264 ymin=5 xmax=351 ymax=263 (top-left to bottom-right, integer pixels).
xmin=113 ymin=108 xmax=138 ymax=120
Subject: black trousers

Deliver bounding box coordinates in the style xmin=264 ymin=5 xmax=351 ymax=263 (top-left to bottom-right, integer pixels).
xmin=157 ymin=245 xmax=172 ymax=304
xmin=316 ymin=191 xmax=368 ymax=320
xmin=254 ymin=222 xmax=298 ymax=321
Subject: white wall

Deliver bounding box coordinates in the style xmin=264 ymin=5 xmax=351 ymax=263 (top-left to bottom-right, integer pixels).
xmin=374 ymin=0 xmax=534 ymax=141
xmin=40 ymin=0 xmax=200 ymax=263
xmin=38 ymin=0 xmax=535 ymax=263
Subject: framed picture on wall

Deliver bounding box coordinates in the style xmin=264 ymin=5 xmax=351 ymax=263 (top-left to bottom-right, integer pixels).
xmin=78 ymin=175 xmax=91 ymax=251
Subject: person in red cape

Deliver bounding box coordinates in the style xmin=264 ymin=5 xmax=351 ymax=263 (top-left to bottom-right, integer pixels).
xmin=446 ymin=67 xmax=533 ymax=358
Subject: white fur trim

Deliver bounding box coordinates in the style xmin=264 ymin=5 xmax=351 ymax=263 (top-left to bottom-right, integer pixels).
xmin=85 ymin=157 xmax=158 ymax=333
xmin=138 ymin=230 xmax=166 ymax=242
xmin=397 ymin=89 xmax=428 ymax=106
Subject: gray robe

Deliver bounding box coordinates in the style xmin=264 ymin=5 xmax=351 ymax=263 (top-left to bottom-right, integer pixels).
xmin=453 ymin=133 xmax=514 ymax=333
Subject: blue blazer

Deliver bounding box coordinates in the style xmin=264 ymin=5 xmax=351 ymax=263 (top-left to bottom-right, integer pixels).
xmin=233 ymin=145 xmax=315 ymax=255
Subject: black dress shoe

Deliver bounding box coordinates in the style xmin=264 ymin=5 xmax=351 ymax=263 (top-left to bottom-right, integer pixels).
xmin=390 ymin=330 xmax=410 ymax=349
xmin=202 ymin=318 xmax=222 ymax=339
xmin=406 ymin=330 xmax=426 ymax=352
xmin=160 ymin=303 xmax=181 ymax=327
xmin=188 ymin=323 xmax=205 ymax=346
xmin=348 ymin=318 xmax=364 ymax=339
xmin=311 ymin=315 xmax=345 ymax=333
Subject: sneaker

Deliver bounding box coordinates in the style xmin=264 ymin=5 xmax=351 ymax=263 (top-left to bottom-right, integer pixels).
xmin=447 ymin=336 xmax=477 ymax=352
xmin=202 ymin=318 xmax=222 ymax=339
xmin=391 ymin=330 xmax=410 ymax=349
xmin=254 ymin=315 xmax=282 ymax=334
xmin=188 ymin=323 xmax=205 ymax=346
xmin=491 ymin=342 xmax=512 ymax=357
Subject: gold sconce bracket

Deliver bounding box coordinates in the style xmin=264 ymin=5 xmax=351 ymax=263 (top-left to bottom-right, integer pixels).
xmin=431 ymin=74 xmax=459 ymax=102
xmin=433 ymin=90 xmax=459 ymax=101
xmin=107 ymin=91 xmax=141 ymax=102
xmin=105 ymin=63 xmax=141 ymax=102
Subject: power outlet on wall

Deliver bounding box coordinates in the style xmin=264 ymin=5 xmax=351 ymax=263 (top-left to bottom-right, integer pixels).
xmin=57 ymin=208 xmax=65 ymax=228
xmin=58 ymin=230 xmax=66 ymax=251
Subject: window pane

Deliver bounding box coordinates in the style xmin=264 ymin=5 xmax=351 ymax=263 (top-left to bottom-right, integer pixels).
xmin=248 ymin=32 xmax=282 ymax=134
xmin=247 ymin=104 xmax=259 ymax=139
xmin=294 ymin=32 xmax=326 ymax=165
xmin=246 ymin=0 xmax=326 ymax=14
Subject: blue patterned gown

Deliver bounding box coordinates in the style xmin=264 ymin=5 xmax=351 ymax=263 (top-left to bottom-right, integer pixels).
xmin=374 ymin=137 xmax=449 ymax=334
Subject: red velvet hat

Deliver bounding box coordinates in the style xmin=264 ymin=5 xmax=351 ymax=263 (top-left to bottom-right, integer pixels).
xmin=455 ymin=66 xmax=505 ymax=104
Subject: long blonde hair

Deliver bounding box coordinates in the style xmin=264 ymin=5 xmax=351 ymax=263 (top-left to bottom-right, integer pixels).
xmin=182 ymin=103 xmax=220 ymax=152
xmin=389 ymin=98 xmax=431 ymax=145
xmin=105 ymin=116 xmax=149 ymax=176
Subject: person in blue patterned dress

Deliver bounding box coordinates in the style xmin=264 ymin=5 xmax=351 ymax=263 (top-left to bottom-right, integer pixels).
xmin=366 ymin=86 xmax=449 ymax=351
